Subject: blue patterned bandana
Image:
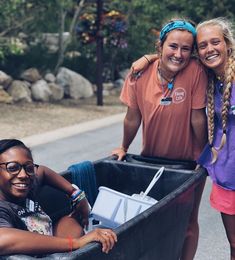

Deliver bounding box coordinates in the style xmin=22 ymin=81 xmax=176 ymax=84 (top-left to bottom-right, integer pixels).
xmin=160 ymin=20 xmax=196 ymax=41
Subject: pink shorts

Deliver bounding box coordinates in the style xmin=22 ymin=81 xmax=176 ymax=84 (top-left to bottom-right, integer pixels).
xmin=210 ymin=183 xmax=235 ymax=215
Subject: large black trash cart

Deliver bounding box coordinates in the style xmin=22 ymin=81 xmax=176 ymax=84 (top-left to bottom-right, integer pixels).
xmin=1 ymin=155 xmax=207 ymax=260
xmin=124 ymin=153 xmax=198 ymax=169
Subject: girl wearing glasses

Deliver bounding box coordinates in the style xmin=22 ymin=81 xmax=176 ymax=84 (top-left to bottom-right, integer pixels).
xmin=0 ymin=139 xmax=117 ymax=256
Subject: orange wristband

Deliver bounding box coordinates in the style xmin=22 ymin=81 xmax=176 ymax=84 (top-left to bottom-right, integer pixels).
xmin=67 ymin=236 xmax=73 ymax=252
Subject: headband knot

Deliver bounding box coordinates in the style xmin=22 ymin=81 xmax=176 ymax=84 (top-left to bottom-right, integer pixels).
xmin=160 ymin=20 xmax=197 ymax=41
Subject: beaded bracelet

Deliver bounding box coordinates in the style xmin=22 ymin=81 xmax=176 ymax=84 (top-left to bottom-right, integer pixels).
xmin=69 ymin=184 xmax=86 ymax=210
xmin=71 ymin=190 xmax=86 ymax=209
xmin=70 ymin=189 xmax=83 ymax=200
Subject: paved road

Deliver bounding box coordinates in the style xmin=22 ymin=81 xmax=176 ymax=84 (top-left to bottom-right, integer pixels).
xmin=30 ymin=120 xmax=229 ymax=260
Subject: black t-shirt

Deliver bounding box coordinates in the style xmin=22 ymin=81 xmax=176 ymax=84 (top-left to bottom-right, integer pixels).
xmin=0 ymin=199 xmax=53 ymax=235
xmin=0 ymin=172 xmax=53 ymax=235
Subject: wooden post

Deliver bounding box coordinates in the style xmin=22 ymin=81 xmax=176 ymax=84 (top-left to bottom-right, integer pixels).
xmin=96 ymin=0 xmax=103 ymax=106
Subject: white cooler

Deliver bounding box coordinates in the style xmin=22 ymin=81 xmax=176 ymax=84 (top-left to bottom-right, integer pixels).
xmin=91 ymin=167 xmax=164 ymax=228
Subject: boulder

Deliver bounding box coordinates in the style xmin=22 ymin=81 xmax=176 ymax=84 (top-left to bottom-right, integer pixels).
xmin=56 ymin=67 xmax=93 ymax=99
xmin=44 ymin=73 xmax=56 ymax=83
xmin=0 ymin=71 xmax=12 ymax=90
xmin=20 ymin=68 xmax=42 ymax=83
xmin=41 ymin=32 xmax=70 ymax=53
xmin=0 ymin=87 xmax=13 ymax=103
xmin=48 ymin=83 xmax=64 ymax=101
xmin=103 ymin=82 xmax=115 ymax=90
xmin=114 ymin=78 xmax=124 ymax=88
xmin=8 ymin=80 xmax=32 ymax=102
xmin=31 ymin=79 xmax=52 ymax=102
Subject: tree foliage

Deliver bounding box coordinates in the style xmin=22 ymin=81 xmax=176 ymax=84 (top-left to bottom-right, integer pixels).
xmin=0 ymin=0 xmax=234 ymax=81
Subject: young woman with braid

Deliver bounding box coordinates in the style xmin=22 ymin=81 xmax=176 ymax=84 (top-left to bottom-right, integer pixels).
xmin=132 ymin=17 xmax=235 ymax=260
xmin=196 ymin=18 xmax=235 ymax=260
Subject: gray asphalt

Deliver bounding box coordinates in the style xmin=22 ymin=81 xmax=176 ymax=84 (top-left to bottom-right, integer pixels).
xmin=29 ymin=118 xmax=229 ymax=260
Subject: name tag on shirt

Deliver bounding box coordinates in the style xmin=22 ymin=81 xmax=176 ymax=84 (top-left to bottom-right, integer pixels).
xmin=160 ymin=97 xmax=172 ymax=106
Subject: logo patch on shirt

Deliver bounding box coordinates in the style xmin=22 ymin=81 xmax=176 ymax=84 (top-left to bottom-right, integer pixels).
xmin=172 ymin=88 xmax=186 ymax=104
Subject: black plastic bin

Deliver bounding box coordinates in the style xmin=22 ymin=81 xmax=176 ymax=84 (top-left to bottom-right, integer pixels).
xmin=1 ymin=156 xmax=207 ymax=260
xmin=124 ymin=153 xmax=197 ymax=170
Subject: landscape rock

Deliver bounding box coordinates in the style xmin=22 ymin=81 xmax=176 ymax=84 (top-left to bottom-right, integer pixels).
xmin=44 ymin=73 xmax=56 ymax=83
xmin=8 ymin=80 xmax=32 ymax=102
xmin=102 ymin=89 xmax=110 ymax=96
xmin=48 ymin=83 xmax=64 ymax=101
xmin=103 ymin=82 xmax=115 ymax=90
xmin=0 ymin=66 xmax=126 ymax=104
xmin=0 ymin=87 xmax=13 ymax=103
xmin=0 ymin=71 xmax=13 ymax=90
xmin=110 ymin=88 xmax=121 ymax=95
xmin=41 ymin=33 xmax=70 ymax=53
xmin=114 ymin=78 xmax=124 ymax=88
xmin=31 ymin=79 xmax=52 ymax=102
xmin=56 ymin=67 xmax=93 ymax=99
xmin=20 ymin=68 xmax=42 ymax=83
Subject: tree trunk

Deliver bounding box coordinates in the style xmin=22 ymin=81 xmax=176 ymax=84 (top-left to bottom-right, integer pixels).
xmin=54 ymin=6 xmax=66 ymax=74
xmin=54 ymin=0 xmax=86 ymax=74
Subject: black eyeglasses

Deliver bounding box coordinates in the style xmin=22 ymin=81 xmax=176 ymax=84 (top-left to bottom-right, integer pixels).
xmin=0 ymin=161 xmax=39 ymax=176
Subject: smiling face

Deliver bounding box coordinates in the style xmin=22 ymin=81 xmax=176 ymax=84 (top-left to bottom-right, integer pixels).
xmin=159 ymin=29 xmax=194 ymax=78
xmin=197 ymin=25 xmax=229 ymax=75
xmin=0 ymin=147 xmax=35 ymax=203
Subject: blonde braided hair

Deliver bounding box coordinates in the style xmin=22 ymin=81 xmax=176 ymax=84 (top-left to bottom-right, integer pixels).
xmin=219 ymin=54 xmax=235 ymax=147
xmin=206 ymin=74 xmax=218 ymax=163
xmin=197 ymin=17 xmax=235 ymax=163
